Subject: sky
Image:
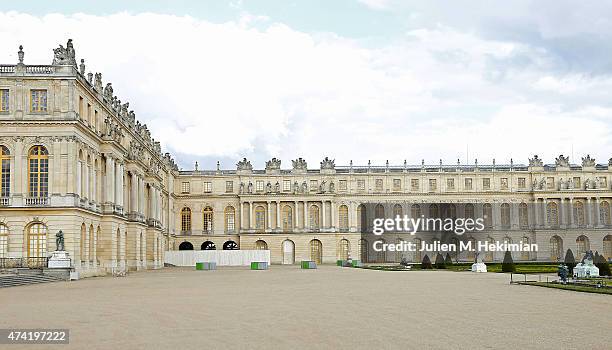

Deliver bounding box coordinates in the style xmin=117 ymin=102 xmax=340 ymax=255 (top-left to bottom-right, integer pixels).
xmin=1 ymin=0 xmax=612 ymax=170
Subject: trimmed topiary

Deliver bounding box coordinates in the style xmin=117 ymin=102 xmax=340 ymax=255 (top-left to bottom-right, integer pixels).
xmin=445 ymin=253 xmax=453 ymax=266
xmin=435 ymin=253 xmax=446 ymax=269
xmin=564 ymin=249 xmax=576 ymax=274
xmin=421 ymin=254 xmax=433 ymax=269
xmin=501 ymin=250 xmax=516 ymax=272
xmin=595 ymin=252 xmax=611 ymax=276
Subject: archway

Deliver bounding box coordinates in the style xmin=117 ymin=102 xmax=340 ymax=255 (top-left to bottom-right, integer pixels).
xmin=282 ymin=240 xmax=295 ymax=265
xmin=223 ymin=240 xmax=238 ymax=250
xmin=201 ymin=241 xmax=216 ymax=250
xmin=338 ymin=239 xmax=350 ymax=260
xmin=179 ymin=241 xmax=194 ymax=250
xmin=309 ymin=239 xmax=322 ymax=264
xmin=255 ymin=240 xmax=268 ymax=250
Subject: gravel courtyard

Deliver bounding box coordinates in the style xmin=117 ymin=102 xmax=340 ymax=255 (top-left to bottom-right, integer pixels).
xmin=1 ymin=266 xmax=610 ymax=350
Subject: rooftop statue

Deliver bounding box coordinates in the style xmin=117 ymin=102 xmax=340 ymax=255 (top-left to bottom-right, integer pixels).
xmin=292 ymin=158 xmax=308 ymax=170
xmin=528 ymin=154 xmax=543 ymax=167
xmin=320 ymin=157 xmax=335 ymax=170
xmin=555 ymin=154 xmax=569 ymax=167
xmin=237 ymin=158 xmax=253 ymax=171
xmin=265 ymin=157 xmax=281 ymax=170
xmin=582 ymin=154 xmax=596 ymax=167
xmin=52 ymin=39 xmax=77 ymax=67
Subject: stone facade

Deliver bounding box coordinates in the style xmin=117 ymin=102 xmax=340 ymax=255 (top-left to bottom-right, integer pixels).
xmin=1 ymin=41 xmax=611 ymax=273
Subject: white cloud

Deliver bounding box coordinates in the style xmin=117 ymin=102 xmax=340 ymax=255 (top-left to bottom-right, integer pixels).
xmin=0 ymin=11 xmax=610 ymax=169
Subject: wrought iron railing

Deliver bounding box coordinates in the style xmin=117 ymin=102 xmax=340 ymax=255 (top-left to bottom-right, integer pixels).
xmin=0 ymin=257 xmax=48 ymax=269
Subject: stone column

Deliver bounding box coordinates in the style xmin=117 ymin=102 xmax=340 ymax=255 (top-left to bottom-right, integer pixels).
xmin=76 ymin=160 xmax=82 ymax=198
xmin=322 ymin=201 xmax=327 ymax=229
xmin=543 ymin=198 xmax=549 ymax=228
xmin=266 ymin=201 xmax=271 ymax=229
xmin=331 ymin=201 xmax=336 ymax=229
xmin=105 ymin=156 xmax=112 ymax=203
xmin=586 ymin=198 xmax=591 ymax=228
xmin=294 ymin=201 xmax=299 ymax=230
xmin=595 ymin=197 xmax=601 ymax=227
xmin=531 ymin=198 xmax=538 ymax=229
xmin=138 ymin=176 xmax=144 ymax=214
xmin=569 ymin=198 xmax=574 ymax=227
xmin=130 ymin=172 xmax=137 ymax=213
xmin=240 ymin=201 xmax=244 ymax=230
xmin=85 ymin=163 xmax=90 ymax=200
xmin=304 ymin=200 xmax=309 ymax=230
xmin=93 ymin=166 xmax=97 ymax=202
xmin=110 ymin=157 xmax=116 ymax=204
xmin=115 ymin=162 xmax=122 ymax=206
xmin=276 ymin=201 xmax=281 ymax=229
xmin=249 ymin=201 xmax=255 ymax=229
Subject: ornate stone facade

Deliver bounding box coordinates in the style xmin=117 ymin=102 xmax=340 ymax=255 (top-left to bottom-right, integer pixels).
xmin=1 ymin=41 xmax=611 ymax=271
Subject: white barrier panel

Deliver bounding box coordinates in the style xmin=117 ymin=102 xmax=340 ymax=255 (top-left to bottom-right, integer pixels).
xmin=164 ymin=250 xmax=270 ymax=267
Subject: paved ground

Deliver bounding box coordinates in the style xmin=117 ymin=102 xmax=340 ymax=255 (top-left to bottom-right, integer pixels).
xmin=1 ymin=266 xmax=610 ymax=350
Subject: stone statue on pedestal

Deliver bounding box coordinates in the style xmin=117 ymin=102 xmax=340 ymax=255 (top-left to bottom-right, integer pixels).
xmin=56 ymin=230 xmax=65 ymax=251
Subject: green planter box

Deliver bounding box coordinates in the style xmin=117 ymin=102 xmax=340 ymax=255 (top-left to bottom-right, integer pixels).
xmin=196 ymin=262 xmax=216 ymax=270
xmin=337 ymin=260 xmax=345 ymax=266
xmin=301 ymin=261 xmax=317 ymax=269
xmin=196 ymin=262 xmax=204 ymax=270
xmin=351 ymin=260 xmax=362 ymax=267
xmin=250 ymin=262 xmax=268 ymax=270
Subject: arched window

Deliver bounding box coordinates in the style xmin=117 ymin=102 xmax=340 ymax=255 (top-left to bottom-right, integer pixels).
xmin=550 ymin=235 xmax=563 ymax=261
xmin=255 ymin=240 xmax=268 ymax=250
xmin=573 ymin=201 xmax=585 ymax=227
xmin=338 ymin=239 xmax=350 ymax=260
xmin=309 ymin=205 xmax=320 ymax=230
xmin=500 ymin=203 xmax=510 ymax=228
xmin=375 ymin=204 xmax=385 ymax=219
xmin=0 ymin=224 xmax=8 ymax=258
xmin=310 ymin=239 xmax=322 ymax=264
xmin=519 ymin=203 xmax=528 ymax=228
xmin=546 ymin=202 xmax=559 ymax=227
xmin=282 ymin=240 xmax=295 ymax=264
xmin=255 ymin=205 xmax=266 ymax=231
xmin=467 ymin=237 xmax=476 ymax=261
xmin=464 ymin=203 xmax=474 ymax=220
xmin=413 ymin=238 xmax=422 ymax=262
xmin=0 ymin=146 xmax=10 ymax=198
xmin=447 ymin=204 xmax=456 ymax=219
xmin=450 ymin=237 xmax=459 ymax=259
xmin=576 ymin=235 xmax=589 ymax=257
xmin=282 ymin=205 xmax=293 ymax=231
xmin=604 ymin=235 xmax=612 ymax=260
xmin=338 ymin=205 xmax=349 ymax=231
xmin=483 ymin=204 xmax=492 ymax=228
xmin=203 ymin=206 xmax=213 ymax=233
xmin=201 ymin=241 xmax=216 ymax=250
xmin=357 ymin=204 xmax=366 ymax=232
xmin=181 ymin=207 xmax=191 ymax=233
xmin=395 ymin=238 xmax=403 ymax=262
xmin=80 ymin=223 xmax=86 ymax=264
xmin=485 ymin=236 xmax=494 ymax=262
xmin=359 ymin=239 xmax=368 ymax=262
xmin=429 ymin=204 xmax=439 ymax=218
xmin=89 ymin=225 xmax=94 ymax=263
xmin=411 ymin=204 xmax=421 ymax=218
xmin=600 ymin=201 xmax=611 ymax=226
xmin=224 ymin=206 xmax=235 ymax=233
xmin=27 ymin=223 xmax=47 ymax=267
xmin=393 ymin=204 xmax=403 ymax=218
xmin=521 ymin=236 xmax=530 ymax=261
xmin=28 ymin=146 xmax=49 ymax=198
xmin=178 ymin=241 xmax=193 ymax=250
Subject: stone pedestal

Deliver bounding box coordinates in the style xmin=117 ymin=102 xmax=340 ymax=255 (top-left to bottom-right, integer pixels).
xmin=471 ymin=262 xmax=487 ymax=273
xmin=48 ymin=250 xmax=71 ymax=268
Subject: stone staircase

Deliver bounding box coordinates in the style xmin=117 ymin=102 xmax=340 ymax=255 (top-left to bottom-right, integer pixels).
xmin=0 ymin=269 xmax=65 ymax=288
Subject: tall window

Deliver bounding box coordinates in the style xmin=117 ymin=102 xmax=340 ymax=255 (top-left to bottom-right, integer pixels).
xmin=393 ymin=204 xmax=403 ymax=219
xmin=0 ymin=89 xmax=8 ymax=112
xmin=0 ymin=224 xmax=8 ymax=258
xmin=310 ymin=239 xmax=322 ymax=264
xmin=576 ymin=235 xmax=589 ymax=257
xmin=181 ymin=207 xmax=191 ymax=233
xmin=464 ymin=178 xmax=472 ymax=190
xmin=30 ymin=89 xmax=47 ymax=112
xmin=393 ymin=179 xmax=401 ymax=191
xmin=518 ymin=178 xmax=526 ymax=189
xmin=550 ymin=236 xmax=562 ymax=261
xmin=0 ymin=146 xmax=9 ymax=197
xmin=181 ymin=182 xmax=190 ymax=193
xmin=428 ymin=179 xmax=437 ymax=192
xmin=604 ymin=235 xmax=612 ymax=260
xmin=309 ymin=205 xmax=320 ymax=229
xmin=573 ymin=201 xmax=585 ymax=227
xmin=429 ymin=204 xmax=439 ymax=218
xmin=600 ymin=201 xmax=610 ymax=226
xmin=375 ymin=204 xmax=385 ymax=219
xmin=282 ymin=205 xmax=293 ymax=231
xmin=203 ymin=182 xmax=212 ymax=193
xmin=338 ymin=239 xmax=350 ymax=260
xmin=465 ymin=203 xmax=474 ymax=219
xmin=519 ymin=203 xmax=528 ymax=228
xmin=225 ymin=181 xmax=233 ymax=193
xmin=447 ymin=178 xmax=455 ymax=190
xmin=27 ymin=223 xmax=47 ymax=258
xmin=411 ymin=179 xmax=419 ymax=191
xmin=521 ymin=237 xmax=530 ymax=260
xmin=203 ymin=206 xmax=213 ymax=233
xmin=483 ymin=203 xmax=492 ymax=228
xmin=224 ymin=206 xmax=235 ymax=232
xmin=411 ymin=204 xmax=421 ymax=218
xmin=375 ymin=179 xmax=383 ymax=192
xmin=547 ymin=202 xmax=559 ymax=227
xmin=255 ymin=205 xmax=266 ymax=231
xmin=482 ymin=178 xmax=491 ymax=190
xmin=28 ymin=146 xmax=48 ymax=197
xmin=339 ymin=205 xmax=349 ymax=231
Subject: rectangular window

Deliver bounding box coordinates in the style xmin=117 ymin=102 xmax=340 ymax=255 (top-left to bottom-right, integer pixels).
xmin=464 ymin=178 xmax=473 ymax=190
xmin=256 ymin=180 xmax=264 ymax=192
xmin=283 ymin=180 xmax=291 ymax=192
xmin=339 ymin=180 xmax=347 ymax=191
xmin=429 ymin=179 xmax=437 ymax=192
xmin=1 ymin=156 xmax=9 ymax=197
xmin=447 ymin=178 xmax=455 ymax=190
xmin=375 ymin=178 xmax=383 ymax=191
xmin=599 ymin=177 xmax=607 ymax=188
xmin=78 ymin=96 xmax=83 ymax=119
xmin=500 ymin=178 xmax=508 ymax=190
xmin=411 ymin=179 xmax=419 ymax=191
xmin=546 ymin=177 xmax=555 ymax=189
xmin=203 ymin=182 xmax=212 ymax=193
xmin=357 ymin=179 xmax=365 ymax=191
xmin=393 ymin=179 xmax=401 ymax=191
xmin=518 ymin=178 xmax=526 ymax=189
xmin=483 ymin=178 xmax=491 ymax=190
xmin=0 ymin=89 xmax=9 ymax=112
xmin=87 ymin=103 xmax=92 ymax=123
xmin=225 ymin=181 xmax=233 ymax=193
xmin=30 ymin=89 xmax=48 ymax=112
xmin=181 ymin=182 xmax=190 ymax=194
xmin=573 ymin=177 xmax=581 ymax=188
xmin=310 ymin=180 xmax=318 ymax=191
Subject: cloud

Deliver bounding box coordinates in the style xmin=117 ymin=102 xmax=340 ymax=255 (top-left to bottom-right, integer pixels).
xmin=0 ymin=11 xmax=611 ymax=170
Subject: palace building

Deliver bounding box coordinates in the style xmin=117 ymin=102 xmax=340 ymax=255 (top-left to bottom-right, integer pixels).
xmin=0 ymin=40 xmax=611 ymax=276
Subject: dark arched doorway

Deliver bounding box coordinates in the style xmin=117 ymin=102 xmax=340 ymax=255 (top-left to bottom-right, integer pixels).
xmin=201 ymin=241 xmax=216 ymax=250
xmin=223 ymin=240 xmax=239 ymax=250
xmin=179 ymin=241 xmax=194 ymax=250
